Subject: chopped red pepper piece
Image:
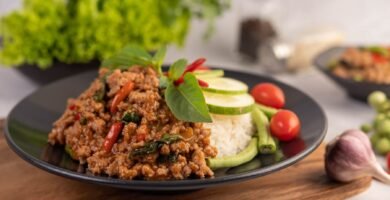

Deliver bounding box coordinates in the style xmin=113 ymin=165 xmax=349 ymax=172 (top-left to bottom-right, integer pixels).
xmin=74 ymin=113 xmax=80 ymax=121
xmin=69 ymin=104 xmax=76 ymax=110
xmin=103 ymin=122 xmax=124 ymax=152
xmin=372 ymin=53 xmax=388 ymax=64
xmin=110 ymin=81 xmax=135 ymax=113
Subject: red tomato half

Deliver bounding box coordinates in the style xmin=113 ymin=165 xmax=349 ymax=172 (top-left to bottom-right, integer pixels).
xmin=270 ymin=110 xmax=300 ymax=141
xmin=250 ymin=83 xmax=285 ymax=109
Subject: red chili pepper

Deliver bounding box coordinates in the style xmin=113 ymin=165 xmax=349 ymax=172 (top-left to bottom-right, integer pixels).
xmin=184 ymin=58 xmax=206 ymax=73
xmin=196 ymin=65 xmax=210 ymax=71
xmin=69 ymin=104 xmax=76 ymax=110
xmin=174 ymin=58 xmax=207 ymax=86
xmin=110 ymin=81 xmax=135 ymax=113
xmin=74 ymin=113 xmax=80 ymax=121
xmin=372 ymin=53 xmax=388 ymax=64
xmin=197 ymin=79 xmax=209 ymax=87
xmin=174 ymin=77 xmax=184 ymax=86
xmin=103 ymin=122 xmax=124 ymax=152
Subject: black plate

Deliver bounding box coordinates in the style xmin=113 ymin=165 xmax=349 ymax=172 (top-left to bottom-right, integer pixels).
xmin=314 ymin=46 xmax=390 ymax=102
xmin=4 ymin=68 xmax=327 ymax=191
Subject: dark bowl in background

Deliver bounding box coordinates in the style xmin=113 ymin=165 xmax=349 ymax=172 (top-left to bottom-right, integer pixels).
xmin=15 ymin=60 xmax=100 ymax=86
xmin=0 ymin=34 xmax=100 ymax=86
xmin=314 ymin=46 xmax=390 ymax=102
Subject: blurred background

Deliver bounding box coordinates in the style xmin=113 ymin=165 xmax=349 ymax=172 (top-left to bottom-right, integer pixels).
xmin=1 ymin=1 xmax=390 ymax=197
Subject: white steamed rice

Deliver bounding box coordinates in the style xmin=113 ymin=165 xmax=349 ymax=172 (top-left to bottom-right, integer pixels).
xmin=204 ymin=113 xmax=255 ymax=158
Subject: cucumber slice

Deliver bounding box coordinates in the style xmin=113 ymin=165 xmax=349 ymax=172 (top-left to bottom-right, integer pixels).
xmin=204 ymin=92 xmax=254 ymax=115
xmin=202 ymin=77 xmax=248 ymax=95
xmin=194 ymin=70 xmax=224 ymax=78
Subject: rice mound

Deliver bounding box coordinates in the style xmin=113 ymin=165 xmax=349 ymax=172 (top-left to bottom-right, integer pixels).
xmin=204 ymin=113 xmax=255 ymax=157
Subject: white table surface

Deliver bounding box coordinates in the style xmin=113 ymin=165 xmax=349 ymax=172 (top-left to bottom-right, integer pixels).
xmin=1 ymin=0 xmax=389 ymax=199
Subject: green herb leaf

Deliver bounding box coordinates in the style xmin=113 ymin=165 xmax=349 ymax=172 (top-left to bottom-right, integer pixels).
xmin=101 ymin=44 xmax=154 ymax=69
xmin=0 ymin=0 xmax=229 ymax=68
xmin=121 ymin=112 xmax=141 ymax=124
xmin=165 ymin=73 xmax=212 ymax=122
xmin=152 ymin=46 xmax=167 ymax=74
xmin=160 ymin=134 xmax=182 ymax=144
xmin=168 ymin=59 xmax=187 ymax=80
xmin=131 ymin=142 xmax=159 ymax=156
xmin=366 ymin=46 xmax=389 ymax=57
xmin=131 ymin=134 xmax=182 ymax=157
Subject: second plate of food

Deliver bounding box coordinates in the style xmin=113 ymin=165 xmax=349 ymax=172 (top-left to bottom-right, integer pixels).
xmin=315 ymin=46 xmax=390 ymax=101
xmin=5 ymin=48 xmax=327 ymax=191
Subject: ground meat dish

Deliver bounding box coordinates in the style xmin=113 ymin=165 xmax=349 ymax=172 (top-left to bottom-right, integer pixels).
xmin=331 ymin=47 xmax=390 ymax=84
xmin=48 ymin=66 xmax=218 ymax=180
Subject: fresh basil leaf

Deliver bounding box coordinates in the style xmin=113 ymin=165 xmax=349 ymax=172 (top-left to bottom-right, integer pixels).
xmin=159 ymin=76 xmax=169 ymax=89
xmin=122 ymin=44 xmax=152 ymax=60
xmin=165 ymin=73 xmax=212 ymax=122
xmin=101 ymin=44 xmax=154 ymax=69
xmin=131 ymin=142 xmax=159 ymax=156
xmin=153 ymin=46 xmax=167 ymax=73
xmin=160 ymin=134 xmax=182 ymax=144
xmin=168 ymin=59 xmax=187 ymax=80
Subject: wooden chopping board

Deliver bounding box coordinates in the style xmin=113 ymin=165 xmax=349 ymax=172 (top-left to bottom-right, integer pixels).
xmin=0 ymin=119 xmax=371 ymax=200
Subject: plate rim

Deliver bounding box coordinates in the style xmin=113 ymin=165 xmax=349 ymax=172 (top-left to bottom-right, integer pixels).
xmin=4 ymin=68 xmax=328 ymax=190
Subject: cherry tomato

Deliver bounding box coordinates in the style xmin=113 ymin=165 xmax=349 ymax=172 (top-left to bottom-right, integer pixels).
xmin=270 ymin=110 xmax=300 ymax=141
xmin=251 ymin=83 xmax=285 ymax=109
xmin=387 ymin=152 xmax=390 ymax=171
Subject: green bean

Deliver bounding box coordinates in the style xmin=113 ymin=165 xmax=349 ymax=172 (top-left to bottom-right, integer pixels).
xmin=227 ymin=158 xmax=261 ymax=174
xmin=360 ymin=123 xmax=372 ymax=133
xmin=252 ymin=107 xmax=277 ymax=154
xmin=368 ymin=91 xmax=387 ymax=110
xmin=374 ymin=137 xmax=390 ymax=155
xmin=254 ymin=103 xmax=278 ymax=119
xmin=207 ymin=138 xmax=258 ymax=169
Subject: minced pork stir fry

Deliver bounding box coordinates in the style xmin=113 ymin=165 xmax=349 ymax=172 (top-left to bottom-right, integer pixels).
xmin=49 ymin=66 xmax=217 ymax=180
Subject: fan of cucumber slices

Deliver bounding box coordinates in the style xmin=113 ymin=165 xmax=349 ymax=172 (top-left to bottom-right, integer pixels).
xmin=195 ymin=70 xmax=254 ymax=115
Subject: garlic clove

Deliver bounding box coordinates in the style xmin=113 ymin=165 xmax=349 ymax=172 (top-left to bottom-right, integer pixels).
xmin=325 ymin=129 xmax=390 ymax=184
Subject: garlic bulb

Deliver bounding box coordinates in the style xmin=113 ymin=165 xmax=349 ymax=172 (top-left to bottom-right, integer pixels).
xmin=325 ymin=129 xmax=390 ymax=184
